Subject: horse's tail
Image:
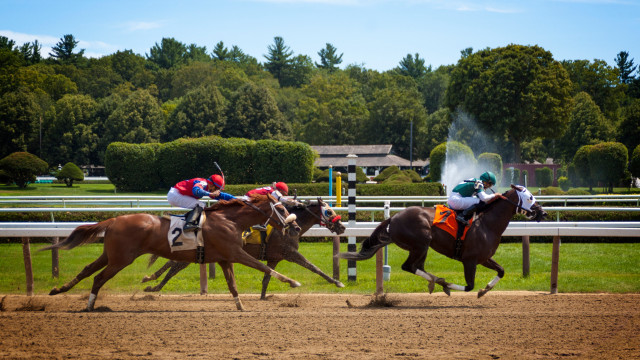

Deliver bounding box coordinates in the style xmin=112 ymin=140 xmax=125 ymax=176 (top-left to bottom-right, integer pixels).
xmin=147 ymin=254 xmax=160 ymax=268
xmin=39 ymin=218 xmax=116 ymax=251
xmin=337 ymin=218 xmax=393 ymax=261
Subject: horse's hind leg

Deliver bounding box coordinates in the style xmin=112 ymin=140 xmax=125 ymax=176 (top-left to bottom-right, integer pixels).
xmin=235 ymin=251 xmax=301 ymax=288
xmin=284 ymin=250 xmax=345 ymax=289
xmin=477 ymin=257 xmax=504 ymax=298
xmin=218 ymin=261 xmax=244 ymax=310
xmin=50 ymin=252 xmax=108 ymax=295
xmin=144 ymin=261 xmax=189 ymax=292
xmin=260 ymin=260 xmax=279 ymax=300
xmin=142 ymin=260 xmax=174 ymax=283
xmin=400 ymin=249 xmax=439 ymax=294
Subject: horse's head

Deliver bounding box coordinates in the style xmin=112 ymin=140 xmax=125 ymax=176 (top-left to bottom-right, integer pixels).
xmin=506 ymin=184 xmax=547 ymax=222
xmin=314 ymin=197 xmax=345 ymax=235
xmin=253 ymin=193 xmax=301 ymax=235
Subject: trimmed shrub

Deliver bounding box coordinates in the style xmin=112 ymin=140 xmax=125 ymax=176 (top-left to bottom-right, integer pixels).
xmin=557 ymin=176 xmax=571 ymax=191
xmin=429 ymin=141 xmax=475 ymax=183
xmin=402 ymin=169 xmax=423 ymax=183
xmin=541 ymin=186 xmax=565 ymax=195
xmin=477 ymin=152 xmax=503 ymax=184
xmin=384 ymin=173 xmax=413 ymax=184
xmin=628 ymin=144 xmax=640 ymax=179
xmin=105 ymin=142 xmax=163 ymax=192
xmin=588 ymin=142 xmax=628 ymax=192
xmin=0 ymin=152 xmax=48 ymax=188
xmin=567 ymin=188 xmax=591 ymax=195
xmin=535 ymin=167 xmax=554 ymax=187
xmin=373 ymin=166 xmax=401 ymax=182
xmin=56 ymin=162 xmax=84 ymax=187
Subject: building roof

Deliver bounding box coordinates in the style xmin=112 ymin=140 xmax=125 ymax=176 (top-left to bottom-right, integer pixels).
xmin=312 ymin=144 xmax=393 ymax=156
xmin=311 ymin=145 xmax=428 ymax=168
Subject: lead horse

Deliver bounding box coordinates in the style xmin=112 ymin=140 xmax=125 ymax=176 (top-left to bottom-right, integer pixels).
xmin=338 ymin=185 xmax=547 ymax=297
xmin=41 ymin=194 xmax=300 ymax=311
xmin=142 ymin=198 xmax=346 ymax=299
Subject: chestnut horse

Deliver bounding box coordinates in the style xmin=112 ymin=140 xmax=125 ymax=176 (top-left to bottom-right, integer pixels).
xmin=142 ymin=198 xmax=346 ymax=299
xmin=338 ymin=185 xmax=547 ymax=297
xmin=41 ymin=194 xmax=300 ymax=311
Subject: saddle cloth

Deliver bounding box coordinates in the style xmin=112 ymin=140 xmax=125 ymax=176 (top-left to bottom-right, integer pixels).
xmin=166 ymin=213 xmax=205 ymax=252
xmin=433 ymin=205 xmax=473 ymax=240
xmin=242 ymin=225 xmax=274 ymax=245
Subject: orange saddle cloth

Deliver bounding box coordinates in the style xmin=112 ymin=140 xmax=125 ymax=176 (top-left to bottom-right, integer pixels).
xmin=433 ymin=205 xmax=473 ymax=240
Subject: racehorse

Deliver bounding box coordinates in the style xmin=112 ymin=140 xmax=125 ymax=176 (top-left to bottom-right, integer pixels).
xmin=338 ymin=185 xmax=547 ymax=297
xmin=141 ymin=198 xmax=347 ymax=299
xmin=40 ymin=194 xmax=300 ymax=311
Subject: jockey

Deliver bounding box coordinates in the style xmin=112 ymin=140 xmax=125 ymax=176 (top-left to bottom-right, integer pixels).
xmin=243 ymin=182 xmax=300 ymax=230
xmin=447 ymin=171 xmax=500 ymax=226
xmin=243 ymin=182 xmax=298 ymax=206
xmin=167 ymin=174 xmax=236 ymax=232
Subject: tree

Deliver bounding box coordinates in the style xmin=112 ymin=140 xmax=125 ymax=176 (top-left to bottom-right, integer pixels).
xmin=0 ymin=89 xmax=39 ymax=158
xmin=212 ymin=41 xmax=230 ymax=61
xmin=0 ymin=36 xmax=16 ymax=51
xmin=49 ymin=34 xmax=85 ymax=64
xmin=56 ymin=161 xmax=84 ymax=187
xmin=396 ymin=53 xmax=430 ymax=80
xmin=316 ymin=43 xmax=343 ymax=72
xmin=446 ymin=44 xmax=573 ymax=162
xmin=557 ymin=92 xmax=614 ymax=162
xmin=295 ymin=72 xmax=368 ymax=145
xmin=109 ymin=50 xmax=153 ymax=88
xmin=103 ymin=89 xmax=165 ymax=146
xmin=587 ymin=142 xmax=628 ymax=192
xmin=419 ymin=66 xmax=450 ymax=114
xmin=280 ymin=54 xmax=314 ymax=88
xmin=19 ymin=40 xmax=41 ymax=64
xmin=264 ymin=36 xmax=293 ymax=86
xmin=146 ymin=37 xmax=187 ymax=69
xmin=0 ymin=151 xmax=48 ymax=188
xmin=573 ymin=145 xmax=594 ymax=190
xmin=185 ymin=43 xmax=210 ymax=63
xmin=164 ymin=85 xmax=227 ymax=141
xmin=618 ymin=99 xmax=640 ymax=154
xmin=615 ymin=51 xmax=637 ymax=84
xmin=415 ymin=107 xmax=451 ymax=159
xmin=630 ymin=145 xmax=640 ymax=180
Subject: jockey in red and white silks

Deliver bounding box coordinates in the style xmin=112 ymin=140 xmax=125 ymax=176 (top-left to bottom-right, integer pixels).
xmin=167 ymin=174 xmax=236 ymax=209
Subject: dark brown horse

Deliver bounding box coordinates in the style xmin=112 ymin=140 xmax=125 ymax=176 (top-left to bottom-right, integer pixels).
xmin=338 ymin=185 xmax=547 ymax=297
xmin=41 ymin=194 xmax=300 ymax=311
xmin=141 ymin=198 xmax=346 ymax=299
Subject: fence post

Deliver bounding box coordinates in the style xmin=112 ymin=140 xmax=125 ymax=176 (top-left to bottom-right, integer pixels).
xmin=522 ymin=235 xmax=530 ymax=277
xmin=383 ymin=201 xmax=391 ymax=281
xmin=199 ymin=264 xmax=208 ymax=295
xmin=550 ymin=236 xmax=560 ymax=294
xmin=21 ymin=238 xmax=34 ymax=296
xmin=333 ymin=172 xmax=342 ymax=281
xmin=347 ymin=154 xmax=357 ymax=281
xmin=52 ymin=237 xmax=59 ymax=278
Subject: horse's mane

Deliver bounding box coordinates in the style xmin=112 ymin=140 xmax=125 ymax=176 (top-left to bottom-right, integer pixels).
xmin=204 ymin=194 xmax=269 ymax=212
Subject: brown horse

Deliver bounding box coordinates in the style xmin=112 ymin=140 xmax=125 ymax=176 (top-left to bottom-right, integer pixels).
xmin=40 ymin=194 xmax=300 ymax=311
xmin=141 ymin=198 xmax=347 ymax=299
xmin=338 ymin=185 xmax=547 ymax=297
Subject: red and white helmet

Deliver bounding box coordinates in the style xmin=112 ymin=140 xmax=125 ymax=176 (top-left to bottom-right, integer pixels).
xmin=208 ymin=174 xmax=225 ymax=190
xmin=274 ymin=182 xmax=288 ymax=195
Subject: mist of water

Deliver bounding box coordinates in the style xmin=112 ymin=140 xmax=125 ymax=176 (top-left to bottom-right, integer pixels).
xmin=441 ymin=111 xmax=497 ymax=195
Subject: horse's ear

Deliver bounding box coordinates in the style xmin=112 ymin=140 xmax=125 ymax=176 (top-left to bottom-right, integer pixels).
xmin=511 ymin=184 xmax=516 ymax=190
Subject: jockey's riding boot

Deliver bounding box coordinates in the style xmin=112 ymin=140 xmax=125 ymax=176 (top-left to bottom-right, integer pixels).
xmin=456 ymin=203 xmax=483 ymax=226
xmin=183 ymin=206 xmax=203 ymax=232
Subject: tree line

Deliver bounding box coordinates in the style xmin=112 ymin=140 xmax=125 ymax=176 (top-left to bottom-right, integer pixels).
xmin=1 ymin=34 xmax=639 ymax=173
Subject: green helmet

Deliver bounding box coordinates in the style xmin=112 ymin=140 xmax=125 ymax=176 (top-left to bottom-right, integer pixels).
xmin=480 ymin=171 xmax=497 ymax=185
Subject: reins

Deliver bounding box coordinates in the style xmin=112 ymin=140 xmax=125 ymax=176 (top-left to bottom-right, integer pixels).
xmin=241 ymin=199 xmax=289 ymax=229
xmin=498 ymin=191 xmax=532 ymax=217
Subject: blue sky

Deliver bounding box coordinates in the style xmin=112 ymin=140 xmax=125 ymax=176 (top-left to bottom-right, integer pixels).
xmin=2 ymin=0 xmax=639 ymax=72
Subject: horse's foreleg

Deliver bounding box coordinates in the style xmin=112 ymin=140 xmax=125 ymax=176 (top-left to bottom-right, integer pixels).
xmin=477 ymin=258 xmax=504 ymax=298
xmin=142 ymin=260 xmax=175 ymax=283
xmin=401 ymin=249 xmax=439 ymax=294
xmin=435 ymin=261 xmax=477 ymax=296
xmin=50 ymin=253 xmax=108 ymax=296
xmin=260 ymin=260 xmax=279 ymax=300
xmin=236 ymin=251 xmax=301 ymax=288
xmin=87 ymin=261 xmax=133 ymax=311
xmin=218 ymin=261 xmax=244 ymax=311
xmin=144 ymin=261 xmax=189 ymax=292
xmin=285 ymin=250 xmax=345 ymax=289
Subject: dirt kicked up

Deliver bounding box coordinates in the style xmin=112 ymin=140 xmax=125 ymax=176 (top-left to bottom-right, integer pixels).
xmin=0 ymin=292 xmax=638 ymax=359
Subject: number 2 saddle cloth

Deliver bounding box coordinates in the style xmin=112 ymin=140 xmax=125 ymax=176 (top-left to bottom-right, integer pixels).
xmin=433 ymin=204 xmax=473 ymax=240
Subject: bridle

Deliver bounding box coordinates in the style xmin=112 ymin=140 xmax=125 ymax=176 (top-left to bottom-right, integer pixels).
xmin=242 ymin=198 xmax=292 ymax=230
xmin=303 ymin=201 xmax=342 ymax=230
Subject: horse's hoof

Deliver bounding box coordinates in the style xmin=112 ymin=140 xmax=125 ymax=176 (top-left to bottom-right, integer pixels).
xmin=478 ymin=289 xmax=488 ymax=298
xmin=335 ymin=281 xmax=345 ymax=288
xmin=49 ymin=288 xmax=60 ymax=295
xmin=428 ymin=281 xmax=435 ymax=294
xmin=143 ymin=286 xmax=157 ymax=292
xmin=290 ymin=281 xmax=301 ymax=288
xmin=443 ymin=286 xmax=451 ymax=296
xmin=141 ymin=276 xmax=152 ymax=283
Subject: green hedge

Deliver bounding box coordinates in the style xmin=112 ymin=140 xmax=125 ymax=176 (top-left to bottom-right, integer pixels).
xmin=106 ymin=136 xmax=316 ymax=191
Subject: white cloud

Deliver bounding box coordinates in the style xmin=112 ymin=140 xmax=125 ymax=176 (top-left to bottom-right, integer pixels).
xmin=0 ymin=30 xmax=59 ymax=46
xmin=0 ymin=30 xmax=116 ymax=58
xmin=121 ymin=21 xmax=164 ymax=32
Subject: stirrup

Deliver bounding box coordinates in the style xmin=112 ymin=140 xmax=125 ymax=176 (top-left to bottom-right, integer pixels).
xmin=252 ymin=224 xmax=267 ymax=231
xmin=456 ymin=214 xmax=469 ymax=226
xmin=183 ymin=223 xmax=199 ymax=232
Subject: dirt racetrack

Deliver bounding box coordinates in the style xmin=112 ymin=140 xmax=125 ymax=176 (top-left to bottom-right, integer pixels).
xmin=0 ymin=292 xmax=638 ymax=359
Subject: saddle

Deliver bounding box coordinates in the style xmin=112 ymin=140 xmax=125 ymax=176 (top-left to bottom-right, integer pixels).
xmin=433 ymin=205 xmax=473 ymax=240
xmin=164 ymin=213 xmax=206 ymax=262
xmin=242 ymin=225 xmax=274 ymax=260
